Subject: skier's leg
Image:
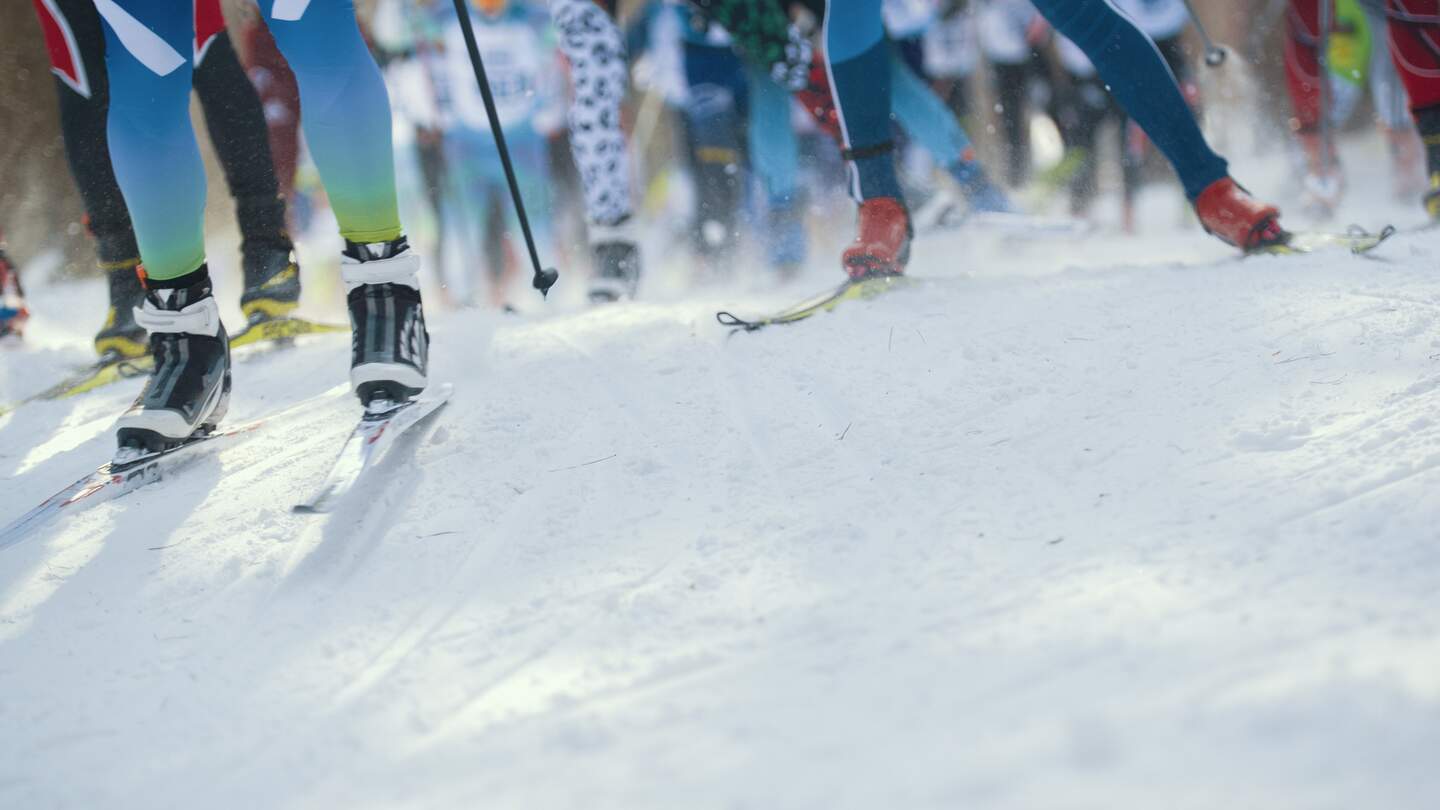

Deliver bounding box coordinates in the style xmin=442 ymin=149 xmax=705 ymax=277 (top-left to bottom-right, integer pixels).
xmin=1029 ymin=0 xmax=1227 ymax=201
xmin=1061 ymin=73 xmax=1109 ymax=217
xmin=252 ymin=0 xmax=427 ymax=404
xmin=683 ymin=38 xmax=746 ymax=263
xmin=190 ymin=4 xmax=299 ymax=323
xmin=1284 ymin=0 xmax=1343 ymax=211
xmin=991 ymin=61 xmax=1030 ymax=187
xmin=238 ymin=19 xmax=303 ymax=219
xmin=98 ymin=1 xmax=206 ymax=282
xmin=1382 ymin=0 xmax=1440 ymax=217
xmin=30 ymin=0 xmax=148 ymax=357
xmin=550 ymin=0 xmax=641 ymax=299
xmin=745 ymin=61 xmax=806 ymax=275
xmin=887 ymin=46 xmax=1011 ymax=213
xmin=251 ymin=0 xmax=399 ymax=245
xmin=1029 ymin=0 xmax=1281 ymax=248
xmin=1284 ymin=0 xmax=1326 ymax=128
xmin=823 ymin=0 xmax=912 ymax=277
xmin=98 ymin=0 xmax=231 ymax=447
xmin=1367 ymin=2 xmax=1424 ymax=197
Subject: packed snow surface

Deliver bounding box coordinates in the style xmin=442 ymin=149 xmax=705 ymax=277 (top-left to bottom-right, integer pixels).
xmin=3 ymin=198 xmax=1440 ymax=808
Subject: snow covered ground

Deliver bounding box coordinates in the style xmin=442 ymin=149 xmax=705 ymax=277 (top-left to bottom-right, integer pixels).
xmin=3 ymin=161 xmax=1440 ymax=807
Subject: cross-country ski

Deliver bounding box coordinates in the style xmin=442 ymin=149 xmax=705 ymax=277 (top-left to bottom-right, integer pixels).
xmin=294 ymin=383 xmax=452 ymax=514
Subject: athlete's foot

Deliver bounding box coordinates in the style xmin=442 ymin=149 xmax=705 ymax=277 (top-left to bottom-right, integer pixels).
xmin=1194 ymin=177 xmax=1285 ymax=252
xmin=842 ymin=197 xmax=912 ymax=279
xmin=115 ymin=266 xmax=231 ymax=454
xmin=342 ymin=236 xmax=429 ymax=407
xmin=240 ymin=245 xmax=302 ymax=324
xmin=588 ymin=219 xmax=641 ymax=303
xmin=95 ymin=263 xmax=148 ymax=359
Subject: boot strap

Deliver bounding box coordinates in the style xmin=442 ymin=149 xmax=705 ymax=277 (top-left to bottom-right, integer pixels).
xmin=340 ymin=248 xmax=420 ymax=291
xmin=134 ymin=295 xmax=221 ymax=337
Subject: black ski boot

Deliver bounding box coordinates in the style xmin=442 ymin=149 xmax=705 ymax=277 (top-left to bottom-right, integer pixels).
xmin=239 ymin=245 xmax=302 ymax=325
xmin=115 ymin=266 xmax=231 ymax=453
xmin=342 ymin=236 xmax=429 ymax=407
xmin=94 ymin=261 xmax=148 ymax=360
xmin=587 ymin=219 xmax=641 ymax=303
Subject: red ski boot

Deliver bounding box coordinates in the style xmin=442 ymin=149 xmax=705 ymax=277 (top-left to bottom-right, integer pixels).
xmin=842 ymin=197 xmax=912 ymax=278
xmin=1194 ymin=177 xmax=1285 ymax=252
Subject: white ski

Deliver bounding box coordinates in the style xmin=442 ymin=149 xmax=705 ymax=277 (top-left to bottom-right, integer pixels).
xmin=1 ymin=424 xmax=258 ymax=550
xmin=0 ymin=386 xmax=347 ymax=550
xmin=293 ymin=383 xmax=452 ymax=515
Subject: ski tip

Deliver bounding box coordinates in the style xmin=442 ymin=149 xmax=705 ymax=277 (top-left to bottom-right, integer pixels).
xmin=715 ymin=311 xmax=761 ymax=331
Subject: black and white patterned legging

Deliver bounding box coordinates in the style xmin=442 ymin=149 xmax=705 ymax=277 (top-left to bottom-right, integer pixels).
xmin=550 ymin=0 xmax=633 ymax=229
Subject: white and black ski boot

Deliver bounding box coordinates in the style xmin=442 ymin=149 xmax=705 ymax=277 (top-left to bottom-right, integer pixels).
xmin=115 ymin=267 xmax=231 ymax=453
xmin=587 ymin=219 xmax=641 ymax=303
xmin=342 ymin=236 xmax=429 ymax=407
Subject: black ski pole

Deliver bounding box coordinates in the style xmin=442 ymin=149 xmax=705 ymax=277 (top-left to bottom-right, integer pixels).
xmin=449 ymin=0 xmax=560 ymax=297
xmin=1180 ymin=0 xmax=1228 ymax=67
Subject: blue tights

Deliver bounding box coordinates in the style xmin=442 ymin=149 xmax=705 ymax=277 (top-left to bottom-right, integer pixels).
xmin=824 ymin=0 xmax=1229 ymax=202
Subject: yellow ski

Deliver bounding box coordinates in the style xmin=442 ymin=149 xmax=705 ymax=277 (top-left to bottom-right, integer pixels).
xmin=1252 ymin=225 xmax=1396 ymax=256
xmin=716 ymin=274 xmax=912 ymax=332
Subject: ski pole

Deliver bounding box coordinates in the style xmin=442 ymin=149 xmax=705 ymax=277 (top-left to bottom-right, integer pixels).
xmin=449 ymin=0 xmax=560 ymax=297
xmin=1180 ymin=0 xmax=1228 ymax=67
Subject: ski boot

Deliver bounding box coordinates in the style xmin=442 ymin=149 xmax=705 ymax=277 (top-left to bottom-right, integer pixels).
xmin=588 ymin=219 xmax=641 ymax=303
xmin=239 ymin=245 xmax=301 ymax=326
xmin=94 ymin=262 xmax=148 ymax=359
xmin=1194 ymin=177 xmax=1285 ymax=252
xmin=0 ymin=243 xmax=28 ymax=342
xmin=115 ymin=267 xmax=231 ymax=453
xmin=342 ymin=236 xmax=428 ymax=407
xmin=842 ymin=197 xmax=912 ymax=279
